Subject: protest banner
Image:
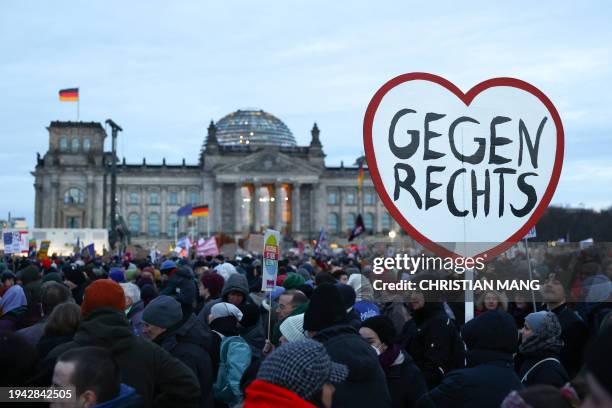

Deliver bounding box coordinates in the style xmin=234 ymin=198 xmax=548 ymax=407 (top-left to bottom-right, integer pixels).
xmin=37 ymin=240 xmax=51 ymax=259
xmin=247 ymin=233 xmax=264 ymax=253
xmin=364 ymin=73 xmax=564 ymax=258
xmin=261 ymin=229 xmax=280 ymax=292
xmin=197 ymin=236 xmax=219 ymax=256
xmin=220 ymin=243 xmax=237 ymax=260
xmin=2 ymin=231 xmax=21 ymax=254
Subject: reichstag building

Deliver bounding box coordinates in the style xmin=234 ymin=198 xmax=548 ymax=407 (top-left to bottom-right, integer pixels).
xmin=32 ymin=109 xmax=399 ymax=246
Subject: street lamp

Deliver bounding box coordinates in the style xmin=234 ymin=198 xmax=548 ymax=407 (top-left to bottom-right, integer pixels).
xmin=388 ymin=230 xmax=397 ymax=240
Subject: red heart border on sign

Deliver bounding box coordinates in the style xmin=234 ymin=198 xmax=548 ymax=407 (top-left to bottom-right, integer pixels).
xmin=363 ymin=72 xmax=564 ymax=260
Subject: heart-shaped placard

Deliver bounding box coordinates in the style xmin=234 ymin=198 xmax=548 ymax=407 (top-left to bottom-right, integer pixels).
xmin=363 ymin=73 xmax=564 ymax=258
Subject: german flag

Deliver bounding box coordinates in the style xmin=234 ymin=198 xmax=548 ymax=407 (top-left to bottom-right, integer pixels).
xmin=191 ymin=205 xmax=209 ymax=217
xmin=59 ymin=88 xmax=79 ymax=102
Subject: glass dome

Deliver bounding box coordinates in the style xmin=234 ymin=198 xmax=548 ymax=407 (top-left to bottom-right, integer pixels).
xmin=215 ymin=109 xmax=296 ymax=147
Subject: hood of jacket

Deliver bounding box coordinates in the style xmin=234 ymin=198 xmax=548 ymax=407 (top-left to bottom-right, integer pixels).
xmin=73 ymin=308 xmax=135 ymax=353
xmin=313 ymin=324 xmax=380 ymax=382
xmin=158 ymin=313 xmax=211 ymax=351
xmin=462 ymin=310 xmax=518 ymax=354
xmin=222 ymin=273 xmax=249 ymax=299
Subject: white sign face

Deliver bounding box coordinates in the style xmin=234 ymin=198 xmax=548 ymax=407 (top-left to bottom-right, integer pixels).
xmin=364 ymin=73 xmax=564 ymax=258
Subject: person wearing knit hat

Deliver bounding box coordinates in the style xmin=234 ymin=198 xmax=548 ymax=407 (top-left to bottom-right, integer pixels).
xmin=140 ymin=284 xmax=158 ymax=307
xmin=201 ymin=272 xmax=225 ymax=303
xmin=279 ymin=313 xmax=306 ymax=343
xmin=303 ymin=283 xmax=347 ymax=334
xmin=125 ymin=267 xmax=139 ymax=282
xmin=109 ymin=267 xmax=126 ymax=283
xmin=283 ymin=272 xmax=305 ymax=290
xmin=210 ymin=302 xmax=243 ymax=323
xmin=141 ymin=295 xmax=183 ymax=340
xmin=81 ymin=279 xmax=126 ymax=317
xmin=360 ymin=315 xmax=427 ymax=408
xmin=245 ymin=339 xmax=348 ymax=408
xmin=518 ymin=311 xmax=568 ymax=387
xmin=42 ymin=272 xmax=63 ymax=284
xmin=296 ymin=267 xmax=311 ymax=282
xmin=304 ymin=284 xmax=392 ymax=408
xmin=583 ymin=324 xmax=612 ymax=408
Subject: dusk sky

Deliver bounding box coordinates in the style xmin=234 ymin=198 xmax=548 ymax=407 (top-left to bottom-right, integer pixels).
xmin=1 ymin=1 xmax=611 ymax=225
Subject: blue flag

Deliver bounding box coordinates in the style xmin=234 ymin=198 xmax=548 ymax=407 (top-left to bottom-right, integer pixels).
xmin=81 ymin=243 xmax=95 ymax=259
xmin=177 ymin=204 xmax=192 ymax=217
xmin=314 ymin=227 xmax=326 ymax=253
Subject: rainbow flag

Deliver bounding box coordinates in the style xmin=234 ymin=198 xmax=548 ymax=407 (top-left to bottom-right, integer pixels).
xmin=191 ymin=205 xmax=209 ymax=217
xmin=59 ymin=88 xmax=79 ymax=102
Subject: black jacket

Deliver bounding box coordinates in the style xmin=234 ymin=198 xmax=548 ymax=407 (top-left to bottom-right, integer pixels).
xmin=405 ymin=304 xmax=463 ymax=388
xmin=416 ymin=350 xmax=523 ymax=408
xmin=161 ymin=267 xmax=198 ymax=312
xmin=550 ymin=303 xmax=587 ymax=378
xmin=42 ymin=308 xmax=201 ymax=408
xmin=314 ymin=324 xmax=392 ymax=408
xmin=518 ymin=350 xmax=569 ymax=387
xmin=156 ymin=314 xmax=214 ymax=408
xmin=386 ymin=350 xmax=427 ymax=408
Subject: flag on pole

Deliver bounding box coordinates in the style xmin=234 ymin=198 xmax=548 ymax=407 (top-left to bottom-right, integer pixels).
xmin=357 ymin=161 xmax=365 ymax=193
xmin=177 ymin=204 xmax=192 ymax=217
xmin=81 ymin=243 xmax=95 ymax=259
xmin=314 ymin=227 xmax=326 ymax=253
xmin=348 ymin=214 xmax=365 ymax=241
xmin=191 ymin=205 xmax=209 ymax=217
xmin=59 ymin=88 xmax=79 ymax=102
xmin=196 ymin=237 xmax=219 ymax=256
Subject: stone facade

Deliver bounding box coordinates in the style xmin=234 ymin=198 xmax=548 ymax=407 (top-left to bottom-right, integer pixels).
xmin=32 ymin=112 xmax=400 ymax=247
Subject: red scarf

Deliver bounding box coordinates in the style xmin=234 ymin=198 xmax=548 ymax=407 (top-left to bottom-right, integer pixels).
xmin=245 ymin=379 xmax=317 ymax=408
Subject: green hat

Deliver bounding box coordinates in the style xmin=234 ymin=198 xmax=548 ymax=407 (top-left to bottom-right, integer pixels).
xmin=283 ymin=272 xmax=305 ymax=290
xmin=42 ymin=272 xmax=63 ymax=284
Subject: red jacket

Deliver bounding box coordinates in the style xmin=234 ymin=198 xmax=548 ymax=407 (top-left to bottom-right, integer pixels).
xmin=245 ymin=379 xmax=316 ymax=408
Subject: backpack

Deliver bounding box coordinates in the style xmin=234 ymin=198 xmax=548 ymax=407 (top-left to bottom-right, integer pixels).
xmin=213 ymin=335 xmax=252 ymax=405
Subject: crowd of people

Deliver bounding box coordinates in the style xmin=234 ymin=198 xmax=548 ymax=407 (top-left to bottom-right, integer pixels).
xmin=0 ymin=243 xmax=611 ymax=408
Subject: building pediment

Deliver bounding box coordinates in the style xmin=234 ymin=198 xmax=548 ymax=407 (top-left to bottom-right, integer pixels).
xmin=214 ymin=149 xmax=322 ymax=176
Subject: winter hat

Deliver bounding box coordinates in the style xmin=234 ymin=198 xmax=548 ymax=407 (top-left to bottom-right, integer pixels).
xmin=461 ymin=310 xmax=518 ymax=354
xmin=238 ymin=303 xmax=260 ymax=328
xmin=125 ymin=267 xmax=138 ymax=282
xmin=361 ymin=315 xmax=396 ymax=346
xmin=280 ymin=313 xmax=306 ymax=343
xmin=63 ymin=265 xmax=88 ymax=286
xmin=257 ymin=339 xmax=348 ymax=400
xmin=296 ymin=284 xmax=314 ymax=299
xmin=160 ymin=260 xmax=177 ymax=272
xmin=18 ymin=265 xmax=41 ymax=285
xmin=201 ymin=273 xmax=225 ymax=299
xmin=283 ymin=273 xmax=305 ymax=290
xmin=586 ymin=324 xmax=612 ymax=395
xmin=42 ymin=272 xmax=63 ymax=284
xmin=335 ymin=283 xmax=356 ymax=310
xmin=214 ymin=262 xmax=237 ymax=281
xmin=276 ymin=274 xmax=287 ymax=287
xmin=81 ymin=279 xmax=126 ymax=316
xmin=210 ymin=302 xmax=243 ymax=322
xmin=524 ymin=311 xmax=549 ymax=332
xmin=109 ymin=267 xmax=126 ymax=283
xmin=345 ymin=266 xmax=360 ymax=276
xmin=347 ymin=273 xmax=375 ymax=302
xmin=271 ymin=286 xmax=286 ymax=301
xmin=41 ymin=258 xmax=52 ymax=270
xmin=142 ymin=295 xmax=183 ymax=328
xmin=303 ymin=283 xmax=347 ymax=332
xmin=520 ymin=311 xmax=563 ymax=355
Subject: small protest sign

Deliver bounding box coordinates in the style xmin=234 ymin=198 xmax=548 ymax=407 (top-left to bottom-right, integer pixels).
xmin=261 ymin=229 xmax=280 ymax=292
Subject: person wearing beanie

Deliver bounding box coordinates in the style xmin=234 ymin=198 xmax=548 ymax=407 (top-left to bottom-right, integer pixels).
xmin=360 ymin=316 xmax=427 ymax=408
xmin=518 ymin=311 xmax=569 ymax=387
xmin=18 ymin=264 xmax=43 ymax=326
xmin=63 ymin=264 xmax=89 ymax=305
xmin=282 ymin=272 xmax=305 ymax=290
xmin=143 ymin=295 xmax=214 ymax=408
xmin=335 ymin=283 xmax=362 ymax=330
xmin=38 ymin=278 xmax=201 ymax=408
xmin=304 ymin=284 xmax=391 ymax=408
xmin=109 ymin=267 xmax=126 ymax=283
xmin=0 ymin=283 xmax=27 ymax=332
xmin=580 ymin=273 xmax=612 ymax=337
xmin=417 ymin=310 xmax=523 ymax=408
xmin=279 ymin=313 xmax=306 ymax=343
xmin=541 ymin=271 xmax=588 ymax=378
xmin=583 ymin=324 xmax=612 ymax=407
xmin=296 ymin=267 xmax=311 ymax=282
xmin=208 ymin=302 xmax=252 ymax=407
xmin=270 ymin=289 xmax=309 ymax=346
xmin=245 ymin=339 xmax=349 ymax=408
xmin=200 ymin=272 xmax=225 ymax=313
xmin=42 ymin=272 xmax=63 ymax=284
xmin=198 ymin=273 xmax=251 ymax=329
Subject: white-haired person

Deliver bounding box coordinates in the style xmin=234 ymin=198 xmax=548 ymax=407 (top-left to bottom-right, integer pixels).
xmin=120 ymin=282 xmax=144 ymax=336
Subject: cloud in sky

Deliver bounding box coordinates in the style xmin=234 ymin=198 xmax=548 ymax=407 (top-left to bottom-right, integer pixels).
xmin=1 ymin=0 xmax=611 ymax=224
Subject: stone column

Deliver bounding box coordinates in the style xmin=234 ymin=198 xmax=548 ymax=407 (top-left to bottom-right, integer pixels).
xmin=87 ymin=174 xmax=95 ymax=228
xmin=51 ymin=178 xmax=60 ymax=227
xmin=214 ymin=183 xmax=223 ymax=233
xmin=375 ymin=199 xmax=382 ymax=234
xmin=34 ymin=181 xmax=43 ymax=228
xmin=314 ymin=183 xmax=326 ymax=233
xmin=234 ymin=183 xmax=242 ymax=234
xmin=291 ymin=183 xmax=301 ymax=234
xmin=140 ymin=187 xmax=146 ymax=235
xmin=338 ymin=188 xmax=344 ymax=233
xmin=253 ymin=183 xmax=261 ymax=232
xmin=161 ymin=186 xmax=167 ymax=236
xmin=274 ymin=182 xmax=283 ymax=231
